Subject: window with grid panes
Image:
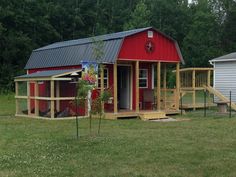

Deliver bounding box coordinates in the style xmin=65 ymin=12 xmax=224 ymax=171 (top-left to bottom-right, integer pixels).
xmin=139 ymin=69 xmax=148 ymax=88
xmin=97 ymin=68 xmax=108 ymax=88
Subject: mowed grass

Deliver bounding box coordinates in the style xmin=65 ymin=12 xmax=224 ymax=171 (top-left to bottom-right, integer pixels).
xmin=0 ymin=93 xmax=15 ymax=116
xmin=1 ymin=94 xmax=236 ymax=176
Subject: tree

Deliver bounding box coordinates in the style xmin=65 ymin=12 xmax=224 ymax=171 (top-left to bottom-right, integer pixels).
xmin=221 ymin=0 xmax=236 ymax=52
xmin=123 ymin=0 xmax=151 ymax=30
xmin=182 ymin=0 xmax=223 ymax=67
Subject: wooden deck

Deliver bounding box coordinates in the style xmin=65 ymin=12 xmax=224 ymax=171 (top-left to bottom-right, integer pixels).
xmin=104 ymin=110 xmax=167 ymax=120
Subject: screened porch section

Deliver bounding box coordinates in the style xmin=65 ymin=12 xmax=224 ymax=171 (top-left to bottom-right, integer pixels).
xmin=14 ymin=69 xmax=85 ymax=119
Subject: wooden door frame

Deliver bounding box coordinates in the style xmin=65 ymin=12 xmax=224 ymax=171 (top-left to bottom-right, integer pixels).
xmin=117 ymin=64 xmax=133 ymax=111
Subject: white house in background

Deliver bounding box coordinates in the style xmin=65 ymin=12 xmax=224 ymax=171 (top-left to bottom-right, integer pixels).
xmin=209 ymin=52 xmax=236 ymax=102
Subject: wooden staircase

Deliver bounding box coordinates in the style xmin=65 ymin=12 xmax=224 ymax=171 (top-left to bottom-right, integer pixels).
xmin=203 ymin=85 xmax=236 ymax=111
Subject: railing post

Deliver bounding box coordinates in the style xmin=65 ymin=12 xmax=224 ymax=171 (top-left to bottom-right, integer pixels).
xmin=176 ymin=63 xmax=180 ymax=110
xmin=15 ymin=81 xmax=19 ymax=115
xmin=50 ymin=80 xmax=55 ymax=118
xmin=192 ymin=69 xmax=196 ymax=110
xmin=204 ymin=89 xmax=207 ymax=117
xmin=135 ymin=61 xmax=139 ymax=112
xmin=157 ymin=62 xmax=161 ymax=111
xmin=113 ymin=62 xmax=118 ymax=113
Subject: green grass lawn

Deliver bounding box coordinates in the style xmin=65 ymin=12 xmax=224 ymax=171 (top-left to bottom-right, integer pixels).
xmin=0 ymin=93 xmax=15 ymax=116
xmin=1 ymin=94 xmax=236 ymax=177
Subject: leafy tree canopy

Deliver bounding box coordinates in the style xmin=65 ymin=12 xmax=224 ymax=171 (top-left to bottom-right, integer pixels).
xmin=0 ymin=0 xmax=236 ymax=92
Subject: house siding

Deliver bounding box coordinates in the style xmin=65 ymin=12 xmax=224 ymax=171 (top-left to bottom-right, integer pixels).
xmin=214 ymin=61 xmax=236 ymax=102
xmin=118 ymin=30 xmax=180 ymax=62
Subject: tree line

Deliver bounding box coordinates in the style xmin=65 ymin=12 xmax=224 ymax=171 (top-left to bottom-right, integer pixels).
xmin=0 ymin=0 xmax=236 ymax=92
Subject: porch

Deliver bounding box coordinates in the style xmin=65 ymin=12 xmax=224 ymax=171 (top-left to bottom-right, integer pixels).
xmin=108 ymin=60 xmax=180 ymax=119
xmin=176 ymin=67 xmax=215 ymax=110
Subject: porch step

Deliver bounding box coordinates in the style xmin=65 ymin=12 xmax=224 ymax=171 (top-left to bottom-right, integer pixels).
xmin=139 ymin=111 xmax=166 ymax=120
xmin=104 ymin=112 xmax=138 ymax=120
xmin=104 ymin=111 xmax=167 ymax=120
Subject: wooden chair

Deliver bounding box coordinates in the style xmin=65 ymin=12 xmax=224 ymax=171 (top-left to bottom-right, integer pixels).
xmin=142 ymin=89 xmax=157 ymax=110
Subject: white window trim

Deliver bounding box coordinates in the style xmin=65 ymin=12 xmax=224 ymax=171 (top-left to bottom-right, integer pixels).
xmin=139 ymin=69 xmax=148 ymax=88
xmin=97 ymin=68 xmax=109 ymax=89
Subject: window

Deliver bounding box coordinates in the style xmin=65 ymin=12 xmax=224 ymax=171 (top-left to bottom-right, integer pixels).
xmin=148 ymin=30 xmax=153 ymax=38
xmin=139 ymin=69 xmax=148 ymax=88
xmin=97 ymin=68 xmax=108 ymax=88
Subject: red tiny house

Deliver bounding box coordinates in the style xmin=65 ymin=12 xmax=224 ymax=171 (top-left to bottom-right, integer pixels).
xmin=15 ymin=27 xmax=183 ymax=119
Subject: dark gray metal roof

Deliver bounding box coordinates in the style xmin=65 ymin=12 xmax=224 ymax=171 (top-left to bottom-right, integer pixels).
xmin=25 ymin=39 xmax=123 ymax=69
xmin=25 ymin=27 xmax=152 ymax=69
xmin=15 ymin=69 xmax=81 ymax=79
xmin=210 ymin=52 xmax=236 ymax=62
xmin=34 ymin=27 xmax=152 ymax=51
xmin=25 ymin=27 xmax=184 ymax=69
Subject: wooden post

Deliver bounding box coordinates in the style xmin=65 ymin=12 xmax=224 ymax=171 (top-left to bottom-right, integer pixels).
xmin=207 ymin=69 xmax=211 ymax=107
xmin=56 ymin=81 xmax=60 ymax=112
xmin=113 ymin=62 xmax=118 ymax=113
xmin=100 ymin=64 xmax=104 ymax=113
xmin=27 ymin=81 xmax=31 ymax=115
xmin=192 ymin=69 xmax=196 ymax=110
xmin=15 ymin=81 xmax=19 ymax=115
xmin=207 ymin=70 xmax=211 ymax=87
xmin=176 ymin=63 xmax=180 ymax=110
xmin=163 ymin=64 xmax=167 ymax=110
xmin=34 ymin=81 xmax=39 ymax=116
xmin=157 ymin=62 xmax=161 ymax=110
xmin=135 ymin=61 xmax=139 ymax=112
xmin=50 ymin=80 xmax=55 ymax=118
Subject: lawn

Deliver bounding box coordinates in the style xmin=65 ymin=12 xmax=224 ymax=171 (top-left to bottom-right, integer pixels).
xmin=1 ymin=94 xmax=236 ymax=177
xmin=0 ymin=93 xmax=15 ymax=116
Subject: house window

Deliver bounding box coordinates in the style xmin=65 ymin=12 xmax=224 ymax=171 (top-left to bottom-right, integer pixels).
xmin=148 ymin=30 xmax=153 ymax=38
xmin=139 ymin=69 xmax=148 ymax=88
xmin=97 ymin=68 xmax=108 ymax=88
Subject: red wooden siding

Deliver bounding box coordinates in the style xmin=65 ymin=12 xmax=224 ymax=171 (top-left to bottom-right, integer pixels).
xmin=118 ymin=30 xmax=180 ymax=62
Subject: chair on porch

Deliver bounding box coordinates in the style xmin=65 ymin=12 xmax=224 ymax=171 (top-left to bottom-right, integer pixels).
xmin=142 ymin=89 xmax=157 ymax=110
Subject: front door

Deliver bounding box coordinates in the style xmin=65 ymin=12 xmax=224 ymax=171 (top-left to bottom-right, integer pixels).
xmin=118 ymin=66 xmax=131 ymax=110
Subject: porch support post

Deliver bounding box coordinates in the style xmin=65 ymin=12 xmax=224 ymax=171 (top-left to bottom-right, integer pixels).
xmin=192 ymin=69 xmax=196 ymax=110
xmin=113 ymin=62 xmax=118 ymax=113
xmin=34 ymin=81 xmax=39 ymax=116
xmin=163 ymin=64 xmax=167 ymax=110
xmin=100 ymin=64 xmax=104 ymax=113
xmin=176 ymin=63 xmax=180 ymax=110
xmin=50 ymin=80 xmax=55 ymax=118
xmin=135 ymin=61 xmax=139 ymax=112
xmin=207 ymin=70 xmax=211 ymax=87
xmin=56 ymin=81 xmax=60 ymax=112
xmin=207 ymin=69 xmax=211 ymax=107
xmin=27 ymin=81 xmax=31 ymax=115
xmin=15 ymin=81 xmax=19 ymax=115
xmin=157 ymin=62 xmax=161 ymax=110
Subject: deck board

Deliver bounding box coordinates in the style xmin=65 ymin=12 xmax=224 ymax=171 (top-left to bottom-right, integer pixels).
xmin=105 ymin=110 xmax=167 ymax=120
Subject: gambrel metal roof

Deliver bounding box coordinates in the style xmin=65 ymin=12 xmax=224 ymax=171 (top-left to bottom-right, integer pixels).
xmin=25 ymin=27 xmax=184 ymax=69
xmin=25 ymin=27 xmax=152 ymax=69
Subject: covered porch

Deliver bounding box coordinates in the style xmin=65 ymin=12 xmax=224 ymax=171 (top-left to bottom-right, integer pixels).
xmin=107 ymin=60 xmax=180 ymax=120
